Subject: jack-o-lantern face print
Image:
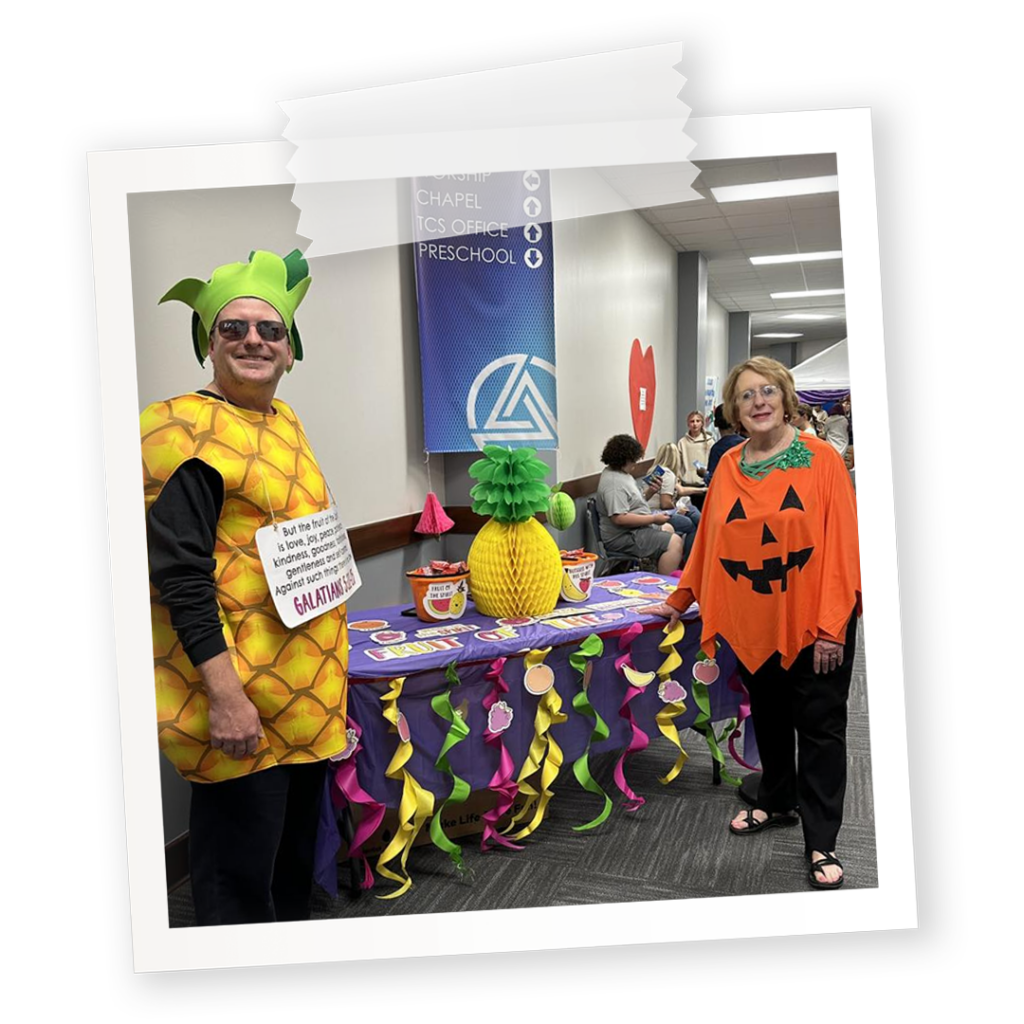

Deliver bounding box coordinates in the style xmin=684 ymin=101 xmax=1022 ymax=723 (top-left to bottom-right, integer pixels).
xmin=719 ymin=484 xmax=814 ymax=594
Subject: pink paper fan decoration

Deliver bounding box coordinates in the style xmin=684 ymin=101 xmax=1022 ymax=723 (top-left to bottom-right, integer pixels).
xmin=414 ymin=492 xmax=455 ymax=536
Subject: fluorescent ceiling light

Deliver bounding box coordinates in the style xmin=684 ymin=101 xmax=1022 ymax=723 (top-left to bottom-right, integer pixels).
xmin=770 ymin=288 xmax=845 ymax=299
xmin=749 ymin=250 xmax=842 ymax=265
xmin=754 ymin=333 xmax=803 ymax=339
xmin=711 ymin=175 xmax=838 ymax=203
xmin=780 ymin=313 xmax=836 ymax=321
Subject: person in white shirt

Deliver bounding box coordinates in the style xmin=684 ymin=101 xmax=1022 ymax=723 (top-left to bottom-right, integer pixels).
xmin=823 ymin=402 xmax=850 ymax=457
xmin=642 ymin=442 xmax=701 ymax=562
xmin=793 ymin=403 xmax=819 ymax=436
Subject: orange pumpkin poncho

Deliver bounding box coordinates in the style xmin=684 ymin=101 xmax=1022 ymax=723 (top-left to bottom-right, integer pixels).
xmin=666 ymin=432 xmax=861 ymax=673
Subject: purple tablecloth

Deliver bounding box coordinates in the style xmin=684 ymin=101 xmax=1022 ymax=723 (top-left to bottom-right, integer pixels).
xmin=315 ymin=572 xmax=757 ymax=893
xmin=346 ymin=571 xmax=696 ymax=678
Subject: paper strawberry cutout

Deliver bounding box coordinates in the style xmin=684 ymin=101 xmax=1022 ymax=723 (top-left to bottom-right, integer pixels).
xmin=628 ymin=338 xmax=656 ymax=452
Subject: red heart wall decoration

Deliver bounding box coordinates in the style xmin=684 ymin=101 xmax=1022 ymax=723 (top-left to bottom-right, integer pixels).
xmin=628 ymin=338 xmax=656 ymax=453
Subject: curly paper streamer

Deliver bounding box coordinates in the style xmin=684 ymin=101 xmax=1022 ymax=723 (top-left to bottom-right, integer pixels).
xmin=612 ymin=621 xmax=649 ymax=811
xmin=330 ymin=717 xmax=385 ymax=890
xmin=505 ymin=648 xmax=568 ymax=840
xmin=375 ymin=677 xmax=436 ymax=899
xmin=568 ymin=634 xmax=613 ymax=831
xmin=726 ymin=673 xmax=759 ymax=771
xmin=690 ymin=678 xmax=741 ymax=787
xmin=428 ymin=662 xmax=472 ymax=873
xmin=504 ymin=649 xmax=552 ymax=831
xmin=481 ymin=658 xmax=524 ymax=852
xmin=654 ymin=619 xmax=689 ymax=785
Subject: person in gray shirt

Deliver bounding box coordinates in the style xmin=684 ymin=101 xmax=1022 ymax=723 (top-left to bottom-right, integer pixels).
xmin=595 ymin=434 xmax=683 ymax=575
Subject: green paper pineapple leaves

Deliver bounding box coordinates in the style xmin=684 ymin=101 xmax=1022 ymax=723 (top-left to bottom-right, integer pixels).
xmin=469 ymin=446 xmax=551 ymax=523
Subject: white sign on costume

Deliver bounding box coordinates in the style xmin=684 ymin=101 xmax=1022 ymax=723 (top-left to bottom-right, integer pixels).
xmin=255 ymin=504 xmax=361 ymax=628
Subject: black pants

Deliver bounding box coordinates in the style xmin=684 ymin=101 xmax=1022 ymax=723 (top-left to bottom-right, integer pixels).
xmin=740 ymin=612 xmax=858 ymax=855
xmin=189 ymin=760 xmax=328 ymax=926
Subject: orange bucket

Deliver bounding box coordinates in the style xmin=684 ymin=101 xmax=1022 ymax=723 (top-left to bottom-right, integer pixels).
xmin=405 ymin=569 xmax=471 ymax=623
xmin=559 ymin=551 xmax=598 ymax=603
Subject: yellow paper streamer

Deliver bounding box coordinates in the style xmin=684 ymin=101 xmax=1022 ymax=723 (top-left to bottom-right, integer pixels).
xmin=375 ymin=677 xmax=436 ymax=899
xmin=508 ymin=688 xmax=566 ymax=840
xmin=655 ymin=620 xmax=689 ymax=785
xmin=504 ymin=648 xmax=567 ymax=839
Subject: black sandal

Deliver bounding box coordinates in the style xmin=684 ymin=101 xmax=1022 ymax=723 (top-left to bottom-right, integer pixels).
xmin=729 ymin=807 xmax=799 ymax=836
xmin=808 ymin=852 xmax=845 ymax=890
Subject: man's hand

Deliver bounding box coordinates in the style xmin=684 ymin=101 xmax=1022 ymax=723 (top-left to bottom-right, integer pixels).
xmin=208 ymin=691 xmax=264 ymax=759
xmin=196 ymin=651 xmax=264 ymax=760
xmin=650 ymin=512 xmax=670 ymax=525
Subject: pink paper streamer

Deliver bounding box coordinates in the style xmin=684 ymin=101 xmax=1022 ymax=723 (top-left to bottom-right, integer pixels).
xmin=613 ymin=622 xmax=649 ymax=812
xmin=330 ymin=719 xmax=386 ymax=889
xmin=481 ymin=657 xmax=524 ymax=852
xmin=726 ymin=672 xmax=760 ymax=772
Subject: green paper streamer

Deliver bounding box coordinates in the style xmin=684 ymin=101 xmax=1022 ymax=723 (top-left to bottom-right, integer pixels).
xmin=569 ymin=635 xmax=614 ymax=831
xmin=429 ymin=662 xmax=472 ymax=872
xmin=690 ymin=681 xmax=741 ymax=786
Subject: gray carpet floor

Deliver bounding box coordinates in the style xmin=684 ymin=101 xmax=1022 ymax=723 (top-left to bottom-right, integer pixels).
xmin=168 ymin=626 xmax=874 ymax=925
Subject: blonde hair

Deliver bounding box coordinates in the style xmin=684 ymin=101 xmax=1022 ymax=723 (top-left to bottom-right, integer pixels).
xmin=653 ymin=441 xmax=683 ymax=478
xmin=722 ymin=356 xmax=799 ymax=428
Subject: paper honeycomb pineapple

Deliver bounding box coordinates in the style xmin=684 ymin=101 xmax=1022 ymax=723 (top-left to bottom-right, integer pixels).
xmin=467 ymin=446 xmax=563 ymax=617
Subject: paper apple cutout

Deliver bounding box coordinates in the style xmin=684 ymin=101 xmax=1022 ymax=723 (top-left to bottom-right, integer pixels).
xmin=692 ymin=659 xmax=720 ymax=685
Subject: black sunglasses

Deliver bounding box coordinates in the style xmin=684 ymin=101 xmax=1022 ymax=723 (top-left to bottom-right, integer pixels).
xmin=215 ymin=319 xmax=289 ymax=343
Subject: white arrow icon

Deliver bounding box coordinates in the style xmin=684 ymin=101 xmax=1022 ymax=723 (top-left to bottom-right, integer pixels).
xmin=524 ymin=222 xmax=543 ymax=243
xmin=523 ymin=196 xmax=542 ymax=218
xmin=522 ymin=170 xmax=541 ymax=191
xmin=524 ymin=248 xmax=544 ymax=269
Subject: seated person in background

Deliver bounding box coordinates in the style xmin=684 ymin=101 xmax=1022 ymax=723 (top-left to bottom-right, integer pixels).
xmin=596 ymin=434 xmax=683 ymax=575
xmin=792 ymin=403 xmax=818 ymax=436
xmin=704 ymin=403 xmax=745 ymax=487
xmin=642 ymin=441 xmax=701 ymax=563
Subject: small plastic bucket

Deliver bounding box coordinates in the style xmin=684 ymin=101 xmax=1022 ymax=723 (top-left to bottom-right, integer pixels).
xmin=559 ymin=552 xmax=598 ymax=603
xmin=405 ymin=570 xmax=471 ymax=623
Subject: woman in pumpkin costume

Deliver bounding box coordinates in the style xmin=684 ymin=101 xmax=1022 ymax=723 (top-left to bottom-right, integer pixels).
xmin=648 ymin=357 xmax=861 ymax=889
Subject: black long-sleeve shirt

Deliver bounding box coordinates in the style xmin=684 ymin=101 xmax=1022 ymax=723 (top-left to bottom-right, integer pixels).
xmin=146 ymin=395 xmax=228 ymax=668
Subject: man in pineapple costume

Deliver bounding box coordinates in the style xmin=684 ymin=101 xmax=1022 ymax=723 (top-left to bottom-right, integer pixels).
xmin=142 ymin=250 xmax=349 ymax=925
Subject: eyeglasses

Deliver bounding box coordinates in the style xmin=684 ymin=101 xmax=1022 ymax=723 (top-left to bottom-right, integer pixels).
xmin=215 ymin=319 xmax=288 ymax=343
xmin=737 ymin=385 xmax=781 ymax=404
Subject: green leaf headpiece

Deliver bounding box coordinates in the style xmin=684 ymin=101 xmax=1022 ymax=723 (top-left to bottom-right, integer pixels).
xmin=468 ymin=445 xmax=552 ymax=523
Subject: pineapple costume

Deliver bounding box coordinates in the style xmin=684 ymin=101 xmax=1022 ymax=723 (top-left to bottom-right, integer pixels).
xmin=145 ymin=250 xmax=348 ymax=784
xmin=143 ymin=393 xmax=349 ymax=782
xmin=467 ymin=446 xmax=563 ymax=617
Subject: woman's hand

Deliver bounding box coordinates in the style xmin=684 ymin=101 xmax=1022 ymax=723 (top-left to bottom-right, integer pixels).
xmin=813 ymin=638 xmax=844 ymax=675
xmin=638 ymin=601 xmax=681 ymax=626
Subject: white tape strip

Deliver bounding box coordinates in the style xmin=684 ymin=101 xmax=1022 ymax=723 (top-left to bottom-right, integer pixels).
xmin=280 ymin=43 xmax=699 ymax=256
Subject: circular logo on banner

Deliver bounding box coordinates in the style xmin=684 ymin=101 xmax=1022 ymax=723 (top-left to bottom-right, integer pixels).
xmin=467 ymin=354 xmax=558 ymax=447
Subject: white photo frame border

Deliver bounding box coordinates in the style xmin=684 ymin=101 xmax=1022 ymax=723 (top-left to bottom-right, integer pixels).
xmin=89 ymin=108 xmax=914 ymax=974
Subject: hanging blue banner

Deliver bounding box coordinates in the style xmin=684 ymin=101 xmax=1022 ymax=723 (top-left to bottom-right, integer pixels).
xmin=412 ymin=170 xmax=557 ymax=452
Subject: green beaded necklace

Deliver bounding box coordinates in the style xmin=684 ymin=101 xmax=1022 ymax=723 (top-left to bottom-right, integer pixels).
xmin=740 ymin=426 xmax=813 ymax=480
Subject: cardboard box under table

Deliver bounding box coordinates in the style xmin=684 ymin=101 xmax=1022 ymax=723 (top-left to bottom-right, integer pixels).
xmin=314 ymin=572 xmax=755 ymax=898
